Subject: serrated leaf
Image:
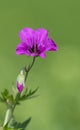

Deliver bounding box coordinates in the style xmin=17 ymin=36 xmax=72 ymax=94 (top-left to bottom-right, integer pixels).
xmin=19 ymin=87 xmax=38 ymax=101
xmin=19 ymin=95 xmax=26 ymax=101
xmin=8 ymin=116 xmax=17 ymax=129
xmin=20 ymin=117 xmax=31 ymax=130
xmin=7 ymin=95 xmax=14 ymax=104
xmin=25 ymin=94 xmax=39 ymax=100
xmin=26 ymin=87 xmax=39 ymax=98
xmin=1 ymin=89 xmax=9 ymax=100
xmin=7 ymin=117 xmax=31 ymax=130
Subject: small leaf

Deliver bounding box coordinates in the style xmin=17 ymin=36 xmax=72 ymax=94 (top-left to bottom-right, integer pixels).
xmin=7 ymin=95 xmax=14 ymax=104
xmin=4 ymin=89 xmax=9 ymax=96
xmin=26 ymin=87 xmax=39 ymax=98
xmin=19 ymin=87 xmax=38 ymax=101
xmin=1 ymin=89 xmax=9 ymax=100
xmin=20 ymin=117 xmax=31 ymax=130
xmin=8 ymin=117 xmax=31 ymax=130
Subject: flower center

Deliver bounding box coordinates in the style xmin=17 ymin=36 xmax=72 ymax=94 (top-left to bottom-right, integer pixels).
xmin=29 ymin=44 xmax=40 ymax=54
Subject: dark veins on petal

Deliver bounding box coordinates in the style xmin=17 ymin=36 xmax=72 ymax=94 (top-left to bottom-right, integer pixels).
xmin=28 ymin=44 xmax=40 ymax=54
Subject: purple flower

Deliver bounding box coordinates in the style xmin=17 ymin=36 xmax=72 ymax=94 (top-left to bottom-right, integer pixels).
xmin=16 ymin=28 xmax=58 ymax=58
xmin=17 ymin=70 xmax=25 ymax=93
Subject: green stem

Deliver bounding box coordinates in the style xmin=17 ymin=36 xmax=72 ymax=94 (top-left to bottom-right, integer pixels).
xmin=25 ymin=56 xmax=36 ymax=82
xmin=12 ymin=93 xmax=20 ymax=112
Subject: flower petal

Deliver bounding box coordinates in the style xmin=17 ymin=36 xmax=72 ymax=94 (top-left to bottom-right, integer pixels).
xmin=16 ymin=42 xmax=28 ymax=55
xmin=35 ymin=28 xmax=48 ymax=43
xmin=19 ymin=28 xmax=35 ymax=46
xmin=39 ymin=53 xmax=46 ymax=58
xmin=17 ymin=82 xmax=24 ymax=93
xmin=46 ymin=39 xmax=58 ymax=51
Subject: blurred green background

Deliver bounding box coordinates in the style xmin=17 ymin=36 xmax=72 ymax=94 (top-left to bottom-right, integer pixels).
xmin=0 ymin=0 xmax=80 ymax=130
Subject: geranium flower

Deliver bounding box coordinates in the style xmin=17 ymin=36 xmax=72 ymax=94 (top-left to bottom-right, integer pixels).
xmin=16 ymin=28 xmax=58 ymax=58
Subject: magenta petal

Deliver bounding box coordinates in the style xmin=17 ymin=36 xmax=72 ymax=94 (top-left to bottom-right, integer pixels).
xmin=25 ymin=52 xmax=37 ymax=57
xmin=46 ymin=39 xmax=58 ymax=51
xmin=17 ymin=82 xmax=24 ymax=93
xmin=16 ymin=42 xmax=28 ymax=55
xmin=36 ymin=28 xmax=48 ymax=43
xmin=39 ymin=53 xmax=46 ymax=58
xmin=19 ymin=28 xmax=35 ymax=44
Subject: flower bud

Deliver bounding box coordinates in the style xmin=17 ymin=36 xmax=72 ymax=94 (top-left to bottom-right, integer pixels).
xmin=17 ymin=70 xmax=25 ymax=93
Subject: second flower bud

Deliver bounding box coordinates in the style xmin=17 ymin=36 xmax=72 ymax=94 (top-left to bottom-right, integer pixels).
xmin=17 ymin=70 xmax=25 ymax=93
